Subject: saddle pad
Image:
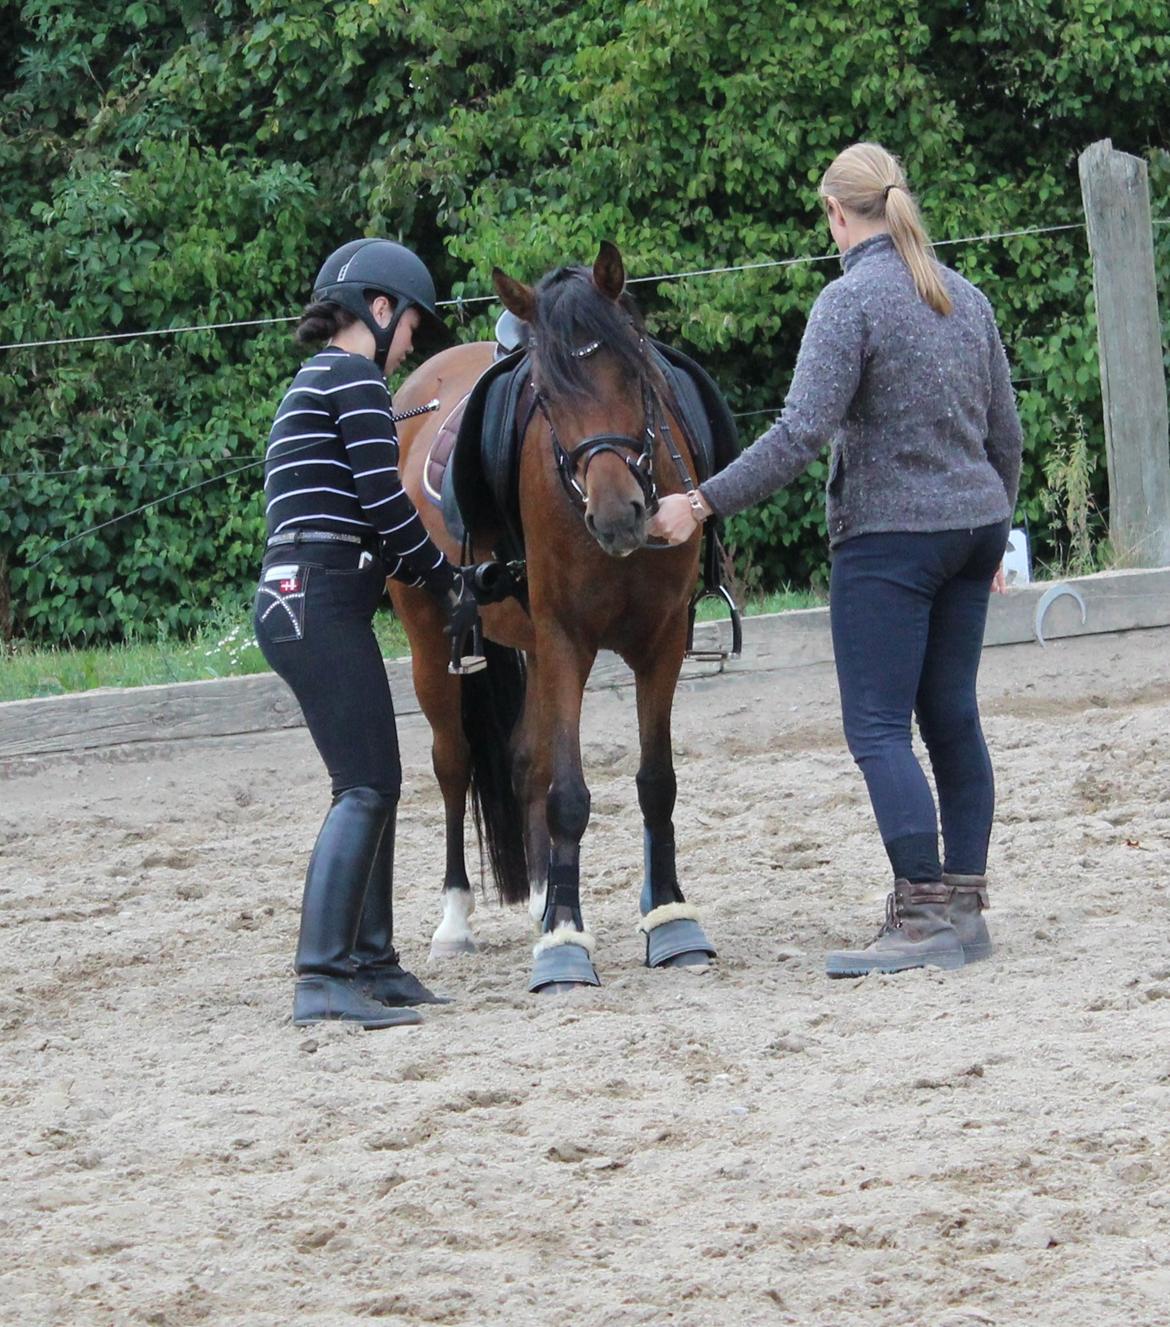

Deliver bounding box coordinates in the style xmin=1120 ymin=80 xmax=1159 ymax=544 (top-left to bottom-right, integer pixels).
xmin=423 ymin=396 xmax=469 ymax=507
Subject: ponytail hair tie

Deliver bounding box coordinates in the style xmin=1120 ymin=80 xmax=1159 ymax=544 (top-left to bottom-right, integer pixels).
xmin=882 ymin=184 xmax=897 ymax=201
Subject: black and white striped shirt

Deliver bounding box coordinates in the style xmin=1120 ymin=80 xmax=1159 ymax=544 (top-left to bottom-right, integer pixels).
xmin=263 ymin=347 xmax=451 ymax=589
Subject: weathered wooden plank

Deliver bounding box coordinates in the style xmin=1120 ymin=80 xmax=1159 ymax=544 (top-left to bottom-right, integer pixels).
xmin=1078 ymin=139 xmax=1170 ymax=566
xmin=0 ymin=659 xmax=426 ymax=760
xmin=2 ymin=567 xmax=1168 ymax=760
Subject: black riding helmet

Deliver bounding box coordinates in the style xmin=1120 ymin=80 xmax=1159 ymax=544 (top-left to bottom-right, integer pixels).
xmin=312 ymin=238 xmax=448 ymax=369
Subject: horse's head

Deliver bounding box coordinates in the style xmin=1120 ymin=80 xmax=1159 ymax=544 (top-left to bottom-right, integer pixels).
xmin=493 ymin=242 xmax=661 ymax=558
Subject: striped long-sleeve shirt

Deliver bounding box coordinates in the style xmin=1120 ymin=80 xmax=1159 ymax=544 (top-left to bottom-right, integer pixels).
xmin=262 ymin=347 xmax=453 ymax=590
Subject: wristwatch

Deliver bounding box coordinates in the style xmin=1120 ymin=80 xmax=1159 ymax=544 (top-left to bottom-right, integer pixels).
xmin=687 ymin=490 xmax=709 ymax=522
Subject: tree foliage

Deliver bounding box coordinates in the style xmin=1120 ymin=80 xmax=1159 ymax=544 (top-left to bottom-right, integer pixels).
xmin=2 ymin=0 xmax=1169 ymax=641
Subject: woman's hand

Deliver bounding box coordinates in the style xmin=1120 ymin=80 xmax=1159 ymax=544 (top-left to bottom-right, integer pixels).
xmin=991 ymin=562 xmax=1007 ymax=594
xmin=647 ymin=492 xmax=707 ymax=545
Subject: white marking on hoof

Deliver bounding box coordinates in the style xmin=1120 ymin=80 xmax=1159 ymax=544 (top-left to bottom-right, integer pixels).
xmin=428 ymin=938 xmax=478 ymax=961
xmin=532 ymin=925 xmax=596 ymax=959
xmin=430 ymin=888 xmax=477 ymax=960
xmin=637 ymin=901 xmax=701 ymax=933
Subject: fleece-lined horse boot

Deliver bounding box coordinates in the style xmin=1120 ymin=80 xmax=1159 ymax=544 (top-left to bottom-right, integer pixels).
xmin=944 ymin=873 xmax=992 ymax=963
xmin=293 ymin=787 xmax=422 ymax=1030
xmin=825 ymin=879 xmax=966 ymax=978
xmin=351 ymin=809 xmax=451 ymax=1007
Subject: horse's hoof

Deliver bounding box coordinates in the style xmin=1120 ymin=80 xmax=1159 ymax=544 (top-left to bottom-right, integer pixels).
xmin=428 ymin=938 xmax=478 ymax=961
xmin=658 ymin=949 xmax=711 ymax=970
xmin=535 ymin=981 xmax=593 ymax=996
xmin=644 ymin=917 xmax=717 ymax=969
xmin=529 ymin=941 xmax=600 ymax=993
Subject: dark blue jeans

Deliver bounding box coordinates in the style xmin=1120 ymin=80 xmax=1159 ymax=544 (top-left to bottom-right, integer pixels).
xmin=829 ymin=520 xmax=1010 ymax=883
xmin=253 ymin=543 xmax=402 ymax=802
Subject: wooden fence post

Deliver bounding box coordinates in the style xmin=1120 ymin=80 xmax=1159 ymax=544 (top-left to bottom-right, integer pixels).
xmin=1078 ymin=138 xmax=1170 ymax=567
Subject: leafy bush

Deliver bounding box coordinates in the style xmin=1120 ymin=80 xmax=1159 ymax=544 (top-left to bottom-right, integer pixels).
xmin=2 ymin=1 xmax=1168 ymax=644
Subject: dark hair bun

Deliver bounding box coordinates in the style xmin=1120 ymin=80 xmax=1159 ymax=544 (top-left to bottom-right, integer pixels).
xmin=294 ymin=300 xmax=356 ymax=346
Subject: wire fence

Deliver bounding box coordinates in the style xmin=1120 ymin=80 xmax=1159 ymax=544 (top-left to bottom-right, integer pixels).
xmin=0 ymin=217 xmax=1097 ymax=491
xmin=0 ymin=221 xmax=1088 ymax=354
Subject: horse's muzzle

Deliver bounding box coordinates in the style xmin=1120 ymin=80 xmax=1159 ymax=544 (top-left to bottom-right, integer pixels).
xmin=585 ymin=500 xmax=647 ymax=558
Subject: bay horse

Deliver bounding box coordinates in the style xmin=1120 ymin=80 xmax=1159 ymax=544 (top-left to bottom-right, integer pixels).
xmin=390 ymin=242 xmax=717 ymax=991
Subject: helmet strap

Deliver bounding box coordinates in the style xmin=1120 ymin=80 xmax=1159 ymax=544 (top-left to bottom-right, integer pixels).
xmin=316 ymin=286 xmax=401 ymax=369
xmin=377 ymin=302 xmax=413 ymax=371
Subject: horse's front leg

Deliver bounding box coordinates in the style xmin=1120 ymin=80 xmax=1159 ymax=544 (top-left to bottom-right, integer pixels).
xmin=631 ymin=631 xmax=717 ymax=970
xmin=528 ymin=630 xmax=600 ymax=993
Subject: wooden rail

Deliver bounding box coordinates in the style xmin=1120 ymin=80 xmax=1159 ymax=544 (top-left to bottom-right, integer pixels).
xmin=2 ymin=567 xmax=1167 ymax=763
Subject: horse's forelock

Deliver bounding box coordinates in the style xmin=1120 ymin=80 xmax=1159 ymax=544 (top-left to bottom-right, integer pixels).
xmin=531 ymin=265 xmax=649 ymax=403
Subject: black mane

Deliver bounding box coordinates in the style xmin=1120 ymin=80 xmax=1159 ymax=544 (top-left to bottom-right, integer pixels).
xmin=530 ymin=266 xmax=652 ymax=402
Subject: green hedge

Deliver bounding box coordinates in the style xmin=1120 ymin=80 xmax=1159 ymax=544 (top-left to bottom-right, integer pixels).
xmin=2 ymin=1 xmax=1168 ymax=642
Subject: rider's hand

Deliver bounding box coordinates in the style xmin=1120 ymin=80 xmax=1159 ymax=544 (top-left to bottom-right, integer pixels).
xmin=647 ymin=492 xmax=704 ymax=545
xmin=991 ymin=562 xmax=1007 ymax=594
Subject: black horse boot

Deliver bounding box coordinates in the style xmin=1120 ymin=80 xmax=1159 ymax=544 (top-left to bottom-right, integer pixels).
xmin=351 ymin=808 xmax=451 ymax=1007
xmin=943 ymin=873 xmax=993 ymax=963
xmin=293 ymin=786 xmax=423 ymax=1029
xmin=825 ymin=879 xmax=966 ymax=978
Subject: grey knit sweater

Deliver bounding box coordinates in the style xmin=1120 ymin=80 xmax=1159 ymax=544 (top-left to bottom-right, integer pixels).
xmin=701 ymin=233 xmax=1022 ymax=546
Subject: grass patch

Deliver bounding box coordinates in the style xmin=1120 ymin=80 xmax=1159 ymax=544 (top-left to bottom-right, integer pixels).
xmin=0 ymin=602 xmax=411 ymax=703
xmin=693 ymin=586 xmax=824 ymax=620
xmin=1 ymin=589 xmax=821 ymax=704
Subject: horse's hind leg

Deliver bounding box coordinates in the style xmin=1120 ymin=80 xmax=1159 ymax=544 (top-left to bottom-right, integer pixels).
xmin=510 ymin=654 xmax=551 ymax=929
xmin=632 ymin=636 xmax=717 ymax=970
xmin=392 ymin=586 xmax=478 ymax=959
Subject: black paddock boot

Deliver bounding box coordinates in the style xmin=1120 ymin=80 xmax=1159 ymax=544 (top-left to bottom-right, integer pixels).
xmin=943 ymin=873 xmax=993 ymax=963
xmin=825 ymin=879 xmax=966 ymax=978
xmin=351 ymin=809 xmax=451 ymax=1007
xmin=293 ymin=787 xmax=422 ymax=1029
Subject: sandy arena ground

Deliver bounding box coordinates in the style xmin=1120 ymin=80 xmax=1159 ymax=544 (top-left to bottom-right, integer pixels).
xmin=2 ymin=626 xmax=1169 ymax=1327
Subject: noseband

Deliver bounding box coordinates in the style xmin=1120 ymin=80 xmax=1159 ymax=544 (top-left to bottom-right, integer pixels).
xmin=536 ymin=374 xmax=661 ymax=514
xmin=531 ymin=337 xmax=692 ymax=519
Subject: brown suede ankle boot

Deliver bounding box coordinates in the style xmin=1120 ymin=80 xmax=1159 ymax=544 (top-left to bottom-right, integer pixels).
xmin=943 ymin=873 xmax=992 ymax=963
xmin=826 ymin=879 xmax=965 ymax=978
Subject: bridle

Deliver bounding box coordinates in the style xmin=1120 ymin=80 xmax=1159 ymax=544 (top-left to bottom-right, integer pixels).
xmin=530 ymin=335 xmax=697 ymax=524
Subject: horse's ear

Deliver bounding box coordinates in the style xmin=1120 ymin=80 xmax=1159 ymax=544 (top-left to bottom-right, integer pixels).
xmin=492 ymin=268 xmax=537 ymax=323
xmin=593 ymin=241 xmax=626 ymax=302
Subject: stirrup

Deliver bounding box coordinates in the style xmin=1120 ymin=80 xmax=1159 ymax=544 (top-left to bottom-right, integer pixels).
xmin=685 ymin=525 xmax=742 ymax=662
xmin=686 ymin=583 xmax=742 ymax=662
xmin=448 ymin=618 xmax=487 ymax=675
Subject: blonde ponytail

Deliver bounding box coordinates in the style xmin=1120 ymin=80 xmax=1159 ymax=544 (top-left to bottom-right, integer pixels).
xmin=820 ymin=143 xmax=952 ymax=316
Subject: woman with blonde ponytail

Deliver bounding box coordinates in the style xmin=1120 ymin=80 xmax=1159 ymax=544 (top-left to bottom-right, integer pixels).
xmin=650 ymin=142 xmax=1022 ymax=980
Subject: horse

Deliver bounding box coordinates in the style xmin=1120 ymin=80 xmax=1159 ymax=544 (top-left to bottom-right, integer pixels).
xmin=389 ymin=241 xmax=719 ymax=992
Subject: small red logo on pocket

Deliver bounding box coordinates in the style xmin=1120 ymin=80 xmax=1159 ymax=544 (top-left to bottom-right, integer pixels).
xmin=279 ymin=577 xmax=301 ymax=593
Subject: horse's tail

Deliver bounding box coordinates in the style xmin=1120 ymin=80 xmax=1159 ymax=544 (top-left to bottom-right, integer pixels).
xmin=460 ymin=639 xmax=530 ymax=905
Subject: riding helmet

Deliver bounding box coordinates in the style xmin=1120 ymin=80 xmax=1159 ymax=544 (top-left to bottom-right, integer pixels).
xmin=312 ymin=238 xmax=448 ymax=367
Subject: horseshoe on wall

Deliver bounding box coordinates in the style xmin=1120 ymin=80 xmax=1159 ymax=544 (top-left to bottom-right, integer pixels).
xmin=1033 ymin=584 xmax=1087 ymax=647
